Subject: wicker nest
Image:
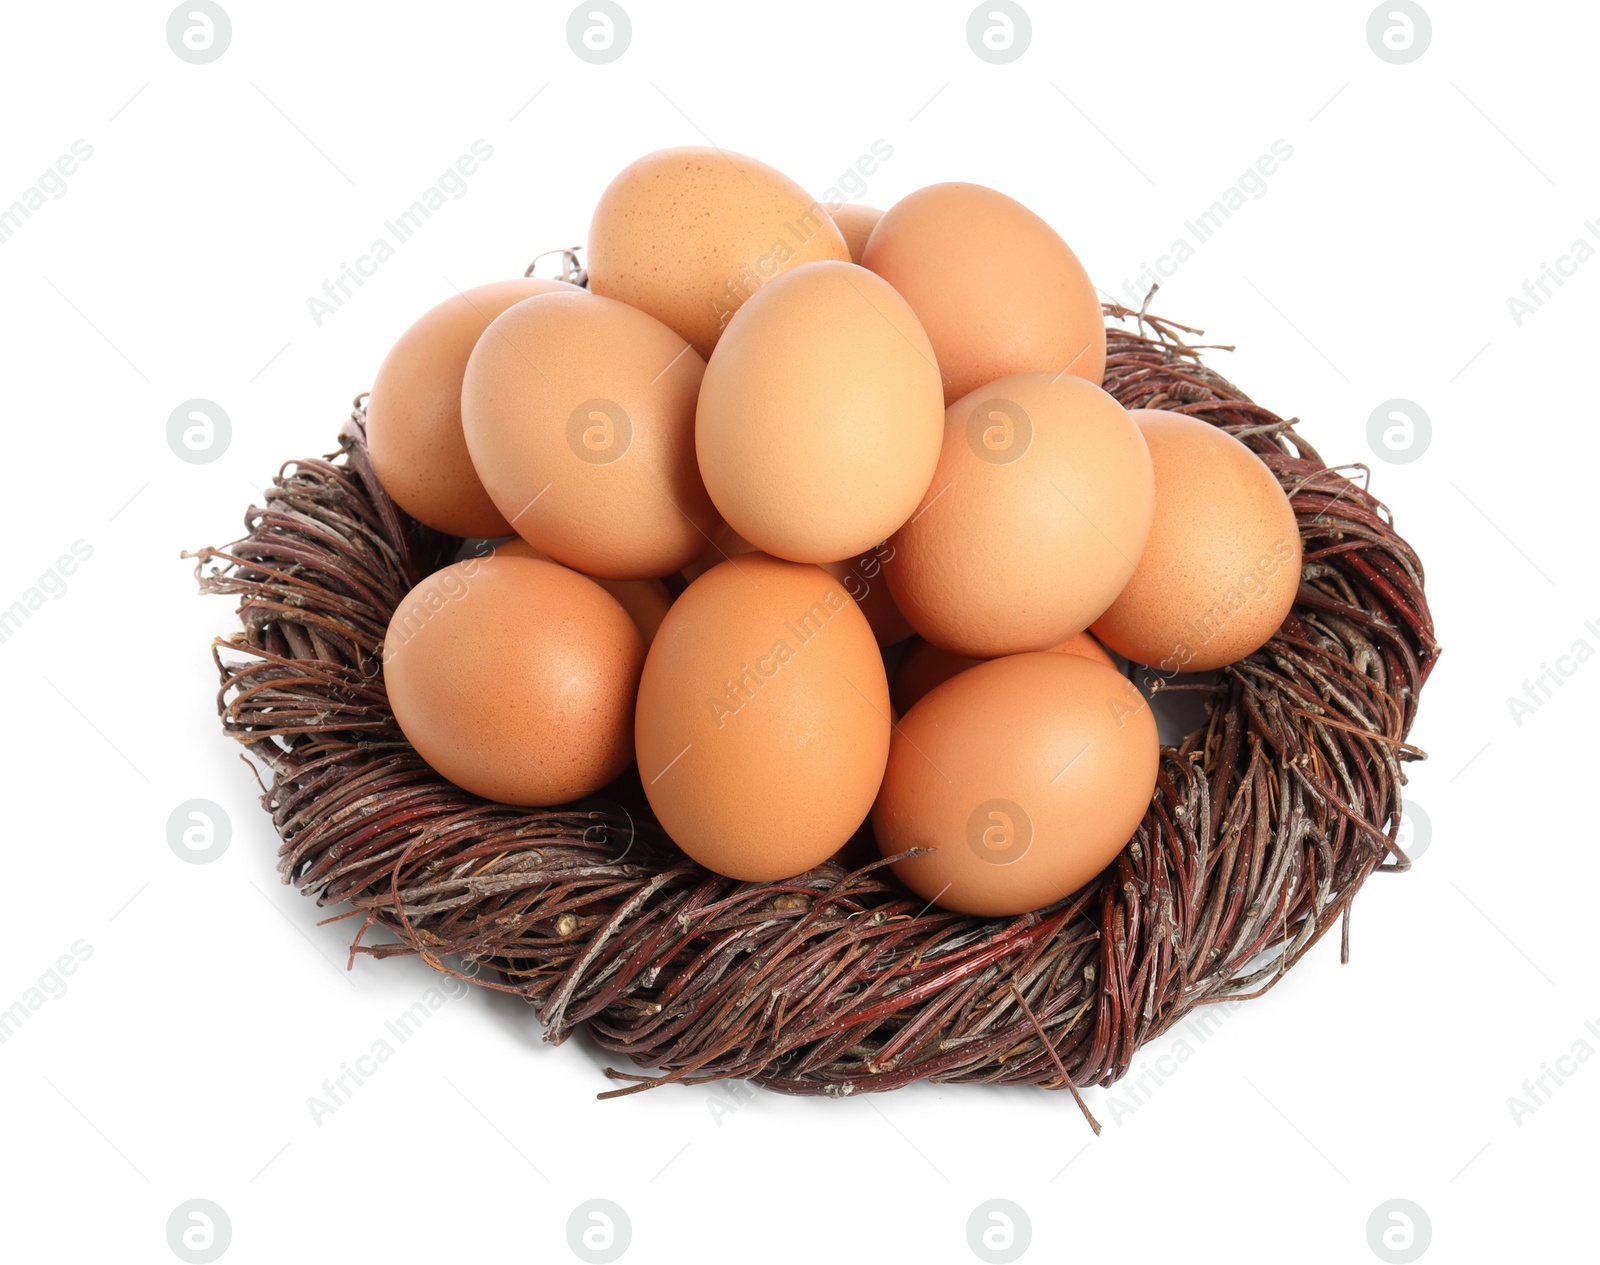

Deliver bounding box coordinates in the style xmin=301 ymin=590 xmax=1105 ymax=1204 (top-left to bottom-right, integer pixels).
xmin=191 ymin=302 xmax=1439 ymax=1122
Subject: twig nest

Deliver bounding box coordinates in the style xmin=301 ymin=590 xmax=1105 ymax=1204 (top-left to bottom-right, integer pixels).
xmin=193 ymin=308 xmax=1440 ymax=1099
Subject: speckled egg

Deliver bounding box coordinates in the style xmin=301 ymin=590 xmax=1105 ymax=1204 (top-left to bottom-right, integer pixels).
xmin=587 ymin=148 xmax=850 ymax=359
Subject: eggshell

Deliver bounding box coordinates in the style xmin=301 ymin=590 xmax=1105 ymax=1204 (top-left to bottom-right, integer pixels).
xmin=830 ymin=203 xmax=883 ymax=263
xmin=1093 ymin=410 xmax=1302 ymax=672
xmin=588 ymin=147 xmax=850 ymax=359
xmin=491 ymin=538 xmax=673 ymax=646
xmin=461 ymin=290 xmax=722 ymax=580
xmin=697 ymin=260 xmax=945 ymax=563
xmin=383 ymin=555 xmax=645 ymax=806
xmin=367 ymin=277 xmax=581 ymax=537
xmin=690 ymin=532 xmax=913 ymax=645
xmin=886 ymin=373 xmax=1155 ymax=657
xmin=862 ymin=182 xmax=1105 ymax=405
xmin=873 ymin=652 xmax=1158 ymax=917
xmin=891 ymin=631 xmax=1113 ymax=715
xmin=821 ymin=542 xmax=914 ymax=647
xmin=596 ymin=579 xmax=673 ymax=647
xmin=635 ymin=553 xmax=891 ymax=881
xmin=1053 ymin=630 xmax=1116 ymax=668
xmin=680 ymin=521 xmax=758 ymax=584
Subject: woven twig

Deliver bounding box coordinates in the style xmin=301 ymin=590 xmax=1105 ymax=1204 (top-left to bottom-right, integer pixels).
xmin=189 ymin=303 xmax=1439 ymax=1110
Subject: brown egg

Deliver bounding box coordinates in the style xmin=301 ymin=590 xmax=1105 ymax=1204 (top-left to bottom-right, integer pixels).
xmin=461 ymin=291 xmax=722 ymax=580
xmin=599 ymin=580 xmax=672 ymax=646
xmin=830 ymin=203 xmax=883 ymax=263
xmin=873 ymin=652 xmax=1158 ymax=917
xmin=1093 ymin=410 xmax=1302 ymax=672
xmin=891 ymin=630 xmax=1114 ymax=714
xmin=587 ymin=147 xmax=850 ymax=359
xmin=830 ymin=819 xmax=881 ymax=872
xmin=383 ymin=555 xmax=645 ymax=805
xmin=886 ymin=373 xmax=1154 ymax=657
xmin=697 ymin=260 xmax=944 ymax=564
xmin=635 ymin=553 xmax=891 ymax=881
xmin=491 ymin=538 xmax=673 ymax=646
xmin=862 ymin=183 xmax=1105 ymax=405
xmin=821 ymin=541 xmax=914 ymax=647
xmin=1053 ymin=630 xmax=1116 ymax=669
xmin=682 ymin=524 xmax=913 ymax=651
xmin=367 ymin=277 xmax=581 ymax=537
xmin=680 ymin=521 xmax=758 ymax=584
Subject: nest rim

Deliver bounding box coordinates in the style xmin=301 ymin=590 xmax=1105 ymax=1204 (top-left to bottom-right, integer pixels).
xmin=190 ymin=300 xmax=1440 ymax=1123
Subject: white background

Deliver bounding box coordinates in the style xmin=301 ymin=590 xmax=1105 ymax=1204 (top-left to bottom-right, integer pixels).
xmin=1 ymin=2 xmax=1594 ymax=1262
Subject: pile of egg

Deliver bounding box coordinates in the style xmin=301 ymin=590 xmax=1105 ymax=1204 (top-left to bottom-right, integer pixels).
xmin=370 ymin=147 xmax=1301 ymax=918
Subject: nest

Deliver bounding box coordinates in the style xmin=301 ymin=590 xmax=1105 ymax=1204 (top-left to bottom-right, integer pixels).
xmin=191 ymin=303 xmax=1439 ymax=1123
